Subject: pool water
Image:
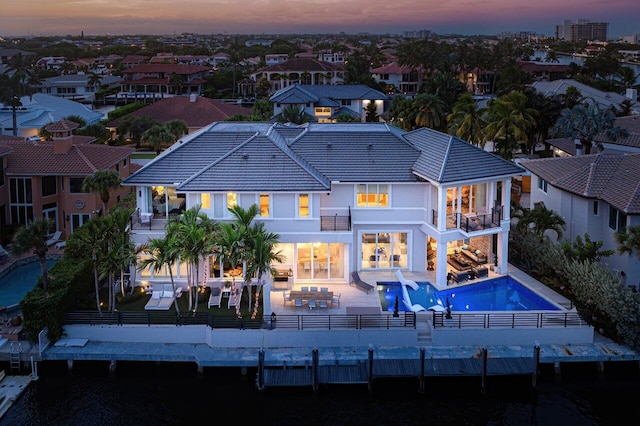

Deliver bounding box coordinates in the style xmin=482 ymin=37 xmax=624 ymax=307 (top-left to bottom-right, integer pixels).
xmin=0 ymin=260 xmax=57 ymax=309
xmin=377 ymin=275 xmax=560 ymax=312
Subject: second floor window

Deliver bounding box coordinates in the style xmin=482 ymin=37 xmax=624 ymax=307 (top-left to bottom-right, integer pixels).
xmin=537 ymin=178 xmax=548 ymax=193
xmin=299 ymin=194 xmax=309 ymax=217
xmin=41 ymin=176 xmax=57 ymax=197
xmin=70 ymin=178 xmax=89 ymax=193
xmin=357 ymin=184 xmax=389 ymax=208
xmin=201 ymin=193 xmax=211 ymax=209
xmin=227 ymin=192 xmax=237 ymax=210
xmin=608 ymin=205 xmax=626 ymax=231
xmin=259 ymin=193 xmax=269 ymax=217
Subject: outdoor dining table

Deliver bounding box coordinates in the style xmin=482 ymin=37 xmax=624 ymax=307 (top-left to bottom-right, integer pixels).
xmin=289 ymin=290 xmax=333 ymax=308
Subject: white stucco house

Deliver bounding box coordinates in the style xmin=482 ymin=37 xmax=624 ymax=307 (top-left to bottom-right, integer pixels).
xmin=520 ymin=153 xmax=640 ymax=289
xmin=122 ymin=122 xmax=524 ymax=290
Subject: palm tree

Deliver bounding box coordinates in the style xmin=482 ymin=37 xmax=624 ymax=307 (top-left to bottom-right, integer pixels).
xmin=217 ymin=221 xmax=244 ymax=317
xmin=552 ymin=103 xmax=629 ymax=154
xmin=413 ymin=93 xmax=446 ymax=130
xmin=169 ymin=206 xmax=215 ymax=313
xmin=10 ymin=217 xmax=53 ymax=294
xmin=484 ymin=90 xmax=537 ymax=160
xmin=139 ymin=234 xmax=181 ymax=314
xmin=66 ymin=218 xmax=107 ymax=314
xmin=82 ymin=169 xmax=122 ymax=215
xmin=228 ymin=205 xmax=260 ymax=312
xmin=87 ymin=72 xmax=102 ymax=93
xmin=447 ymin=92 xmax=487 ymax=146
xmin=0 ymin=73 xmax=32 ymax=136
xmin=142 ymin=124 xmax=175 ymax=155
xmin=246 ymin=224 xmax=284 ymax=319
xmin=516 ymin=207 xmax=565 ymax=242
xmin=102 ymin=208 xmax=135 ymax=310
xmin=615 ymin=225 xmax=640 ymax=259
xmin=164 ymin=119 xmax=189 ymax=141
xmin=277 ymin=105 xmax=312 ymax=125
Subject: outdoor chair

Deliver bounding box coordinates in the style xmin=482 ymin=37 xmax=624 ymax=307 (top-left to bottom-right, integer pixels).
xmin=307 ymin=299 xmax=317 ymax=310
xmin=294 ymin=299 xmax=303 ymax=308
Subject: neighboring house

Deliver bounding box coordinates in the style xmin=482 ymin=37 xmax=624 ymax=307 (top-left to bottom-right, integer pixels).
xmin=122 ymin=122 xmax=523 ymax=289
xmin=0 ymin=48 xmax=35 ymax=65
xmin=0 ymin=93 xmax=103 ymax=138
xmin=120 ymin=63 xmax=210 ymax=97
xmin=520 ymin=153 xmax=640 ymax=289
xmin=530 ymin=79 xmax=639 ymax=113
xmin=265 ymin=54 xmax=289 ymax=66
xmin=120 ymin=55 xmax=150 ymax=69
xmin=250 ymin=58 xmax=344 ymax=93
xmin=518 ymin=61 xmax=573 ymax=82
xmin=36 ymin=74 xmax=123 ymax=103
xmin=546 ymin=115 xmax=640 ymax=157
xmin=106 ymin=94 xmax=253 ymax=135
xmin=35 ymin=56 xmax=68 ymax=71
xmin=269 ymin=84 xmax=388 ymax=122
xmin=370 ymin=62 xmax=423 ymax=97
xmin=0 ymin=120 xmax=135 ymax=238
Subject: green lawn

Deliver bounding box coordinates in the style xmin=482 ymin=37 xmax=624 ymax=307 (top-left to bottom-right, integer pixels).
xmin=130 ymin=152 xmax=157 ymax=159
xmin=106 ymin=286 xmax=264 ymax=320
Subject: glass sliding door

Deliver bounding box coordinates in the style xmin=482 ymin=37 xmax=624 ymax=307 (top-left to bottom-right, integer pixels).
xmin=296 ymin=243 xmax=344 ymax=280
xmin=361 ymin=232 xmax=408 ymax=270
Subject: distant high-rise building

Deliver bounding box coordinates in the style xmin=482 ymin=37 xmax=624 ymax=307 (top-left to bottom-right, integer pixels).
xmin=403 ymin=29 xmax=431 ymax=39
xmin=556 ymin=19 xmax=608 ymax=42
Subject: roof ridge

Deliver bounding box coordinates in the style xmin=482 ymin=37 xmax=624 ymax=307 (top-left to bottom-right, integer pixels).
xmin=439 ymin=135 xmax=454 ymax=182
xmin=73 ymin=145 xmax=98 ymax=172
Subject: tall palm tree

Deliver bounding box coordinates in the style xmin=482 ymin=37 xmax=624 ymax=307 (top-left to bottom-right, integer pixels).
xmin=169 ymin=206 xmax=215 ymax=313
xmin=82 ymin=169 xmax=122 ymax=215
xmin=217 ymin=221 xmax=244 ymax=317
xmin=139 ymin=234 xmax=181 ymax=314
xmin=484 ymin=90 xmax=537 ymax=160
xmin=447 ymin=92 xmax=487 ymax=146
xmin=228 ymin=205 xmax=260 ymax=311
xmin=246 ymin=224 xmax=283 ymax=319
xmin=66 ymin=218 xmax=108 ymax=314
xmin=10 ymin=217 xmax=53 ymax=294
xmin=0 ymin=73 xmax=32 ymax=136
xmin=552 ymin=103 xmax=629 ymax=154
xmin=102 ymin=208 xmax=135 ymax=310
xmin=142 ymin=124 xmax=175 ymax=155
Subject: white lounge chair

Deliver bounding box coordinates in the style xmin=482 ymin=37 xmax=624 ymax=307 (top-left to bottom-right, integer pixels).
xmin=157 ymin=288 xmax=175 ymax=310
xmin=208 ymin=286 xmax=222 ymax=308
xmin=144 ymin=289 xmax=163 ymax=310
xmin=46 ymin=231 xmax=62 ymax=247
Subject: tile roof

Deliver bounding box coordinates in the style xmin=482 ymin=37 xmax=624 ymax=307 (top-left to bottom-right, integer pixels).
xmin=125 ymin=64 xmax=210 ymax=74
xmin=4 ymin=139 xmax=134 ymax=175
xmin=124 ymin=122 xmax=524 ymax=192
xmin=520 ymin=153 xmax=640 ymax=213
xmin=270 ymin=84 xmax=388 ymax=104
xmin=46 ymin=119 xmax=79 ymax=132
xmin=404 ymin=128 xmax=525 ymax=183
xmin=530 ymin=79 xmax=639 ymax=111
xmin=107 ymin=96 xmax=252 ymax=128
xmin=257 ymin=58 xmax=344 ymax=73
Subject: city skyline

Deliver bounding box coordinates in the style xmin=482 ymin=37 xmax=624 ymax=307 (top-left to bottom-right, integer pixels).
xmin=0 ymin=0 xmax=638 ymax=39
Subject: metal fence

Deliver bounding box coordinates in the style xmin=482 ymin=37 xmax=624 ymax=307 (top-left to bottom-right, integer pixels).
xmin=432 ymin=311 xmax=588 ymax=329
xmin=64 ymin=311 xmax=417 ymax=331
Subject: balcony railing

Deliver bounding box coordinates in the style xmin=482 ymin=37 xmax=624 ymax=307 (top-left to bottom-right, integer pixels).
xmin=431 ymin=206 xmax=503 ymax=232
xmin=320 ymin=207 xmax=351 ymax=231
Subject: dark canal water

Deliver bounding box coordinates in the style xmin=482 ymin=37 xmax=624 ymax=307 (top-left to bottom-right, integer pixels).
xmin=2 ymin=360 xmax=639 ymax=425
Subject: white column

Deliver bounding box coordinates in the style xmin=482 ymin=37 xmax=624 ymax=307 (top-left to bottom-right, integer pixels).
xmin=435 ymin=239 xmax=448 ymax=287
xmin=437 ymin=187 xmax=447 ymax=231
xmin=498 ymin=231 xmax=508 ymax=274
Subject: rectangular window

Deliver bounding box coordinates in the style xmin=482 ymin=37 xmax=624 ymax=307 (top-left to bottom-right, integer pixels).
xmin=69 ymin=178 xmax=89 ymax=193
xmin=356 ymin=184 xmax=389 ymax=207
xmin=361 ymin=232 xmax=408 ymax=270
xmin=593 ymin=201 xmax=598 ymax=215
xmin=609 ymin=205 xmax=627 ymax=231
xmin=9 ymin=177 xmax=33 ymax=224
xmin=314 ymin=107 xmax=331 ymax=115
xmin=41 ymin=176 xmax=57 ymax=197
xmin=259 ymin=193 xmax=269 ymax=217
xmin=537 ymin=178 xmax=548 ymax=193
xmin=226 ymin=192 xmax=237 ymax=210
xmin=299 ymin=194 xmax=309 ymax=217
xmin=341 ymin=99 xmax=351 ymax=106
xmin=201 ymin=193 xmax=211 ymax=209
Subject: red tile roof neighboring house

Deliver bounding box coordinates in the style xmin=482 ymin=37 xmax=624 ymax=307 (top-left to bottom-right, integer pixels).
xmin=125 ymin=63 xmax=210 ymax=74
xmin=45 ymin=119 xmax=79 ymax=132
xmin=4 ymin=139 xmax=134 ymax=176
xmin=107 ymin=96 xmax=253 ymax=129
xmin=257 ymin=58 xmax=344 ymax=73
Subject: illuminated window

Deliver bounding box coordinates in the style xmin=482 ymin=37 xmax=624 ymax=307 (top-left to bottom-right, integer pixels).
xmin=259 ymin=193 xmax=269 ymax=216
xmin=201 ymin=193 xmax=211 ymax=209
xmin=356 ymin=184 xmax=388 ymax=207
xmin=227 ymin=192 xmax=237 ymax=209
xmin=314 ymin=107 xmax=332 ymax=115
xmin=299 ymin=194 xmax=309 ymax=217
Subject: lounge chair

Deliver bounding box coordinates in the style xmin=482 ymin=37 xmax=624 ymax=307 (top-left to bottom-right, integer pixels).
xmin=157 ymin=288 xmax=175 ymax=310
xmin=350 ymin=271 xmax=374 ymax=293
xmin=208 ymin=286 xmax=222 ymax=308
xmin=46 ymin=231 xmax=62 ymax=247
xmin=144 ymin=288 xmax=163 ymax=310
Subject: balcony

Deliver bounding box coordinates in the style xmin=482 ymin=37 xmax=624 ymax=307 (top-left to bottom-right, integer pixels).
xmin=431 ymin=206 xmax=503 ymax=233
xmin=320 ymin=214 xmax=351 ymax=231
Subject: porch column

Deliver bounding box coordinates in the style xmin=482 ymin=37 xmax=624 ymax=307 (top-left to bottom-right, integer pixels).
xmin=434 ymin=240 xmax=448 ymax=287
xmin=497 ymin=231 xmax=508 ymax=274
xmin=437 ymin=187 xmax=447 ymax=232
xmin=502 ymin=178 xmax=511 ymax=222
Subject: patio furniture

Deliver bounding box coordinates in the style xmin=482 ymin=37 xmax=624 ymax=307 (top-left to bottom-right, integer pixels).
xmin=283 ymin=291 xmax=292 ymax=306
xmin=46 ymin=231 xmax=62 ymax=247
xmin=318 ymin=299 xmax=328 ymax=309
xmin=294 ymin=299 xmax=303 ymax=308
xmin=332 ymin=293 xmax=341 ymax=307
xmin=307 ymin=299 xmax=317 ymax=310
xmin=208 ymin=286 xmax=222 ymax=308
xmin=460 ymin=246 xmax=488 ymax=264
xmin=472 ymin=266 xmax=489 ymax=279
xmin=350 ymin=271 xmax=374 ymax=293
xmin=300 ymin=286 xmax=309 ymax=292
xmin=320 ymin=287 xmax=328 ymax=292
xmin=310 ymin=286 xmax=318 ymax=292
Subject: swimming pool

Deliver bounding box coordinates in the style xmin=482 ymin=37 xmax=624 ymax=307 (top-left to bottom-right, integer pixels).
xmin=377 ymin=275 xmax=560 ymax=312
xmin=0 ymin=260 xmax=57 ymax=309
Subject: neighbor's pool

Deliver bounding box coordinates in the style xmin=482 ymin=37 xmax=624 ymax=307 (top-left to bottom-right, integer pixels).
xmin=0 ymin=260 xmax=57 ymax=309
xmin=377 ymin=275 xmax=560 ymax=312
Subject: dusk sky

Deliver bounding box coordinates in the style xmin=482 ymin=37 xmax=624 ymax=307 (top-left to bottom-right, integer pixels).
xmin=1 ymin=0 xmax=638 ymax=38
